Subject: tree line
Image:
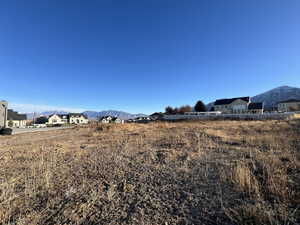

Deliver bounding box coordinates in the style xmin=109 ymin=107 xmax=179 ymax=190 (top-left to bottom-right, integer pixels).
xmin=165 ymin=101 xmax=207 ymax=115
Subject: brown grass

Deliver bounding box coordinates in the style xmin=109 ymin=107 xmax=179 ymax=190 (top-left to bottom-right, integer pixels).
xmin=0 ymin=120 xmax=299 ymax=225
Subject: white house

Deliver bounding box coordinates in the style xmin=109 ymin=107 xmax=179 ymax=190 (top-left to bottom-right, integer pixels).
xmin=213 ymin=97 xmax=250 ymax=114
xmin=100 ymin=116 xmax=113 ymax=123
xmin=69 ymin=113 xmax=89 ymax=124
xmin=213 ymin=97 xmax=264 ymax=114
xmin=48 ymin=113 xmax=89 ymax=125
xmin=47 ymin=114 xmax=69 ymax=125
xmin=112 ymin=117 xmax=124 ymax=124
xmin=99 ymin=116 xmax=124 ymax=124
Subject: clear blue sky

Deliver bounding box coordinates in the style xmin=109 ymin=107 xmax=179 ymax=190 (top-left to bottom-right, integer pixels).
xmin=1 ymin=0 xmax=300 ymax=113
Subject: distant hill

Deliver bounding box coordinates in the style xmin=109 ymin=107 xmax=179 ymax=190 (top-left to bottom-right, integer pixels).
xmin=82 ymin=110 xmax=147 ymax=120
xmin=26 ymin=111 xmax=69 ymax=119
xmin=26 ymin=110 xmax=147 ymax=120
xmin=251 ymin=86 xmax=300 ymax=108
xmin=21 ymin=86 xmax=300 ymax=119
xmin=207 ymin=85 xmax=300 ymax=110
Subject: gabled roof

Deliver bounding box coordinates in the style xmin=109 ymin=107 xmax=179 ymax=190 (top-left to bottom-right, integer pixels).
xmin=7 ymin=109 xmax=27 ymax=121
xmin=150 ymin=112 xmax=164 ymax=117
xmin=214 ymin=97 xmax=250 ymax=105
xmin=100 ymin=116 xmax=122 ymax=121
xmin=48 ymin=114 xmax=69 ymax=119
xmin=69 ymin=113 xmax=88 ymax=119
xmin=49 ymin=113 xmax=88 ymax=119
xmin=248 ymin=102 xmax=263 ymax=110
xmin=278 ymin=99 xmax=300 ymax=104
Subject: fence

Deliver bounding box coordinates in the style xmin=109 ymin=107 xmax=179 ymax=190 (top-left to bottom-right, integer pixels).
xmin=163 ymin=112 xmax=300 ymax=121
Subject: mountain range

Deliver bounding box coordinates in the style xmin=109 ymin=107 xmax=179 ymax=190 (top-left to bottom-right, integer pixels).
xmin=26 ymin=111 xmax=69 ymax=119
xmin=251 ymin=86 xmax=300 ymax=108
xmin=26 ymin=110 xmax=147 ymax=120
xmin=24 ymin=85 xmax=300 ymax=119
xmin=206 ymin=85 xmax=300 ymax=110
xmin=82 ymin=110 xmax=147 ymax=120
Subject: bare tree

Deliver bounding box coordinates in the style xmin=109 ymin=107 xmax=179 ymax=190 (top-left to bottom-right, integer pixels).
xmin=178 ymin=105 xmax=193 ymax=114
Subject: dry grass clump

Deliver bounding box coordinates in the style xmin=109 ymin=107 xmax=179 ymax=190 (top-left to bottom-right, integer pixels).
xmin=0 ymin=120 xmax=299 ymax=224
xmin=219 ymin=120 xmax=300 ymax=225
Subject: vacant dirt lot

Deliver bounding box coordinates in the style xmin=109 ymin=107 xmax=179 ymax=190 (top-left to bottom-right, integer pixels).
xmin=0 ymin=120 xmax=299 ymax=225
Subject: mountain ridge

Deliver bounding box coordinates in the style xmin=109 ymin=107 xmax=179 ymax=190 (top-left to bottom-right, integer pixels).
xmin=206 ymin=85 xmax=300 ymax=110
xmin=19 ymin=85 xmax=300 ymax=118
xmin=25 ymin=110 xmax=147 ymax=120
xmin=82 ymin=110 xmax=147 ymax=120
xmin=251 ymin=85 xmax=300 ymax=108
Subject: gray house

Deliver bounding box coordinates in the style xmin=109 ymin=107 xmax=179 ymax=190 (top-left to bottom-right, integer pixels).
xmin=6 ymin=109 xmax=27 ymax=128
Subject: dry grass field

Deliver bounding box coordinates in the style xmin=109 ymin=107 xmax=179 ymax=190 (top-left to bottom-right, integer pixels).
xmin=0 ymin=120 xmax=299 ymax=225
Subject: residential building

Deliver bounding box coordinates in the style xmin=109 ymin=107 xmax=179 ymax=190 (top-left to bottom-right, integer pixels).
xmin=135 ymin=116 xmax=151 ymax=121
xmin=48 ymin=113 xmax=89 ymax=125
xmin=112 ymin=117 xmax=124 ymax=124
xmin=248 ymin=102 xmax=264 ymax=114
xmin=134 ymin=116 xmax=151 ymax=123
xmin=47 ymin=114 xmax=69 ymax=125
xmin=99 ymin=116 xmax=124 ymax=124
xmin=34 ymin=116 xmax=48 ymax=124
xmin=6 ymin=109 xmax=27 ymax=128
xmin=213 ymin=97 xmax=250 ymax=114
xmin=149 ymin=112 xmax=164 ymax=121
xmin=69 ymin=113 xmax=89 ymax=124
xmin=99 ymin=116 xmax=113 ymax=123
xmin=213 ymin=97 xmax=264 ymax=114
xmin=278 ymin=99 xmax=300 ymax=112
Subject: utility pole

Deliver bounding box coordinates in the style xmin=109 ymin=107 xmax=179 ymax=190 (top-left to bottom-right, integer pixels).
xmin=33 ymin=112 xmax=35 ymax=126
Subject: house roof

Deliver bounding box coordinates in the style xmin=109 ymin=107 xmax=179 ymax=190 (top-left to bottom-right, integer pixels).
xmin=150 ymin=112 xmax=164 ymax=117
xmin=100 ymin=116 xmax=122 ymax=121
xmin=214 ymin=97 xmax=250 ymax=105
xmin=278 ymin=99 xmax=300 ymax=104
xmin=48 ymin=114 xmax=69 ymax=119
xmin=35 ymin=116 xmax=49 ymax=124
xmin=111 ymin=117 xmax=122 ymax=121
xmin=69 ymin=113 xmax=88 ymax=119
xmin=7 ymin=109 xmax=27 ymax=121
xmin=48 ymin=113 xmax=88 ymax=119
xmin=248 ymin=102 xmax=263 ymax=110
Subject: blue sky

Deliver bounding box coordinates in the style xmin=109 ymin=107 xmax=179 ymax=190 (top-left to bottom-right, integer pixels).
xmin=1 ymin=0 xmax=300 ymax=114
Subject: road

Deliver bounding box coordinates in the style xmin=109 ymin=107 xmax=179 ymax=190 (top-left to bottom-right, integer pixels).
xmin=12 ymin=126 xmax=74 ymax=135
